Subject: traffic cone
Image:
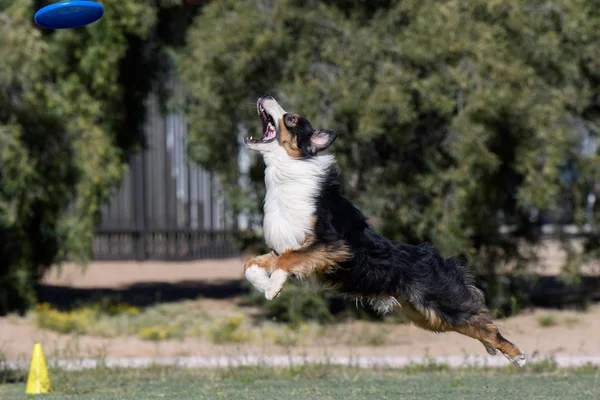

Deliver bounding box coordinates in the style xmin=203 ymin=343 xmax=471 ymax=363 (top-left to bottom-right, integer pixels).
xmin=25 ymin=343 xmax=52 ymax=394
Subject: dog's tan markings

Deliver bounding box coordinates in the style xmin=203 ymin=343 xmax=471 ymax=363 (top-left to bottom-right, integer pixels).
xmin=274 ymin=241 xmax=353 ymax=278
xmin=244 ymin=252 xmax=277 ymax=272
xmin=454 ymin=321 xmax=524 ymax=363
xmin=400 ymin=301 xmax=525 ymax=366
xmin=309 ymin=215 xmax=318 ymax=233
xmin=399 ymin=302 xmax=453 ymax=332
xmin=278 ymin=118 xmax=302 ymax=158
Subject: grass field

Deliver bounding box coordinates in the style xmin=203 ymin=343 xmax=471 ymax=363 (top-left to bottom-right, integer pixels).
xmin=1 ymin=363 xmax=599 ymax=400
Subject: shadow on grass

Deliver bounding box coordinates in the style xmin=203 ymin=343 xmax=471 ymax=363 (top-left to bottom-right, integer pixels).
xmin=38 ymin=279 xmax=248 ymax=311
xmin=36 ymin=273 xmax=600 ymax=314
xmin=0 ymin=364 xmax=26 ymax=384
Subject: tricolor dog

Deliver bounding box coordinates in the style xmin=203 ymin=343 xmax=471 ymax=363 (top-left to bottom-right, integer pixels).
xmin=243 ymin=95 xmax=526 ymax=367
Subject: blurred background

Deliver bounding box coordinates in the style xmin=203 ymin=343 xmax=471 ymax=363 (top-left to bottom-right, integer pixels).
xmin=1 ymin=0 xmax=599 ymax=363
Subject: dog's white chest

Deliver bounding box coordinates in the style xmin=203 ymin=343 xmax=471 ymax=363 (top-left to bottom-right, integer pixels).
xmin=262 ymin=152 xmax=332 ymax=255
xmin=263 ymin=185 xmax=314 ymax=254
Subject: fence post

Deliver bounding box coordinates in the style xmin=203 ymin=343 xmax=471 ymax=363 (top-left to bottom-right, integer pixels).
xmin=133 ymin=153 xmax=147 ymax=261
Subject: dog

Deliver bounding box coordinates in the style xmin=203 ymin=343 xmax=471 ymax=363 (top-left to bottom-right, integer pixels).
xmin=243 ymin=95 xmax=526 ymax=367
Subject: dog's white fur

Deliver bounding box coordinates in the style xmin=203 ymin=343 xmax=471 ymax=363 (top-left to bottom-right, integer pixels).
xmin=265 ymin=268 xmax=289 ymax=300
xmin=244 ymin=264 xmax=270 ymax=293
xmin=263 ymin=149 xmax=334 ymax=255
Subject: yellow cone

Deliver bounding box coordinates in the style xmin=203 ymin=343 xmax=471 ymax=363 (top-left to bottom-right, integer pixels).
xmin=25 ymin=343 xmax=52 ymax=394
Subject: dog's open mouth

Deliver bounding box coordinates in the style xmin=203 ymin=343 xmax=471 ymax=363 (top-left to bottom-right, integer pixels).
xmin=247 ymin=103 xmax=277 ymax=143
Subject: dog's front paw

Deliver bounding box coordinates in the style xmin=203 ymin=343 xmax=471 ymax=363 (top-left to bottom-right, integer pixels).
xmin=244 ymin=264 xmax=270 ymax=293
xmin=265 ymin=269 xmax=289 ymax=300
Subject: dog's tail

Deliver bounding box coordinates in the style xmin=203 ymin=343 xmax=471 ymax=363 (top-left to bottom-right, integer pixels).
xmin=400 ymin=244 xmax=526 ymax=367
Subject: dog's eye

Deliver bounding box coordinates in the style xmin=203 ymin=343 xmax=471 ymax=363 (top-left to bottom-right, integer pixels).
xmin=286 ymin=115 xmax=297 ymax=125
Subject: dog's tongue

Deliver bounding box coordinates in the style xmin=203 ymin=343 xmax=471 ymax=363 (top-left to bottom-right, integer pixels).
xmin=265 ymin=122 xmax=276 ymax=140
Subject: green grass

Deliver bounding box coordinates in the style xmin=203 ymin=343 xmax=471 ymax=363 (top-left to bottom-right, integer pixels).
xmin=537 ymin=314 xmax=558 ymax=327
xmin=1 ymin=364 xmax=598 ymax=400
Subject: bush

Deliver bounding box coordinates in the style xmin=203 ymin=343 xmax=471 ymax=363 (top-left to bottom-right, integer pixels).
xmin=207 ymin=315 xmax=250 ymax=343
xmin=34 ymin=301 xmax=140 ymax=335
xmin=33 ymin=299 xmax=210 ymax=340
xmin=242 ymin=279 xmax=386 ymax=325
xmin=137 ymin=325 xmax=183 ymax=341
xmin=181 ymin=0 xmax=600 ymax=313
xmin=35 ymin=303 xmax=94 ymax=335
xmin=537 ymin=314 xmax=558 ymax=328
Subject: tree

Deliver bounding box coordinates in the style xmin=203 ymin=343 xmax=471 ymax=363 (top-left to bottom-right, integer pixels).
xmin=180 ymin=0 xmax=600 ymax=311
xmin=0 ymin=0 xmax=167 ymax=314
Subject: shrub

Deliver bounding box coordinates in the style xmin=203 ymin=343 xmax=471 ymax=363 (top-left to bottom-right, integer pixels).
xmin=243 ymin=279 xmax=391 ymax=325
xmin=243 ymin=281 xmax=333 ymax=325
xmin=137 ymin=325 xmax=182 ymax=341
xmin=181 ymin=0 xmax=600 ymax=316
xmin=537 ymin=314 xmax=558 ymax=328
xmin=35 ymin=303 xmax=95 ymax=335
xmin=207 ymin=315 xmax=250 ymax=343
xmin=34 ymin=301 xmax=141 ymax=336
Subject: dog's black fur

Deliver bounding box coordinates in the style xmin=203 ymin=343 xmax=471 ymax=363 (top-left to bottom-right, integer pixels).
xmin=313 ymin=165 xmax=484 ymax=326
xmin=280 ymin=105 xmax=484 ymax=325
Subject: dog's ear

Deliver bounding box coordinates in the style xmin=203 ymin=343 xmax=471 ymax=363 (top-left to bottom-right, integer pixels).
xmin=307 ymin=129 xmax=338 ymax=154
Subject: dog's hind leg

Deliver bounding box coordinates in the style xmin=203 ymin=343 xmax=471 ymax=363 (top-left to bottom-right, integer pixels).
xmin=481 ymin=341 xmax=498 ymax=355
xmin=454 ymin=320 xmax=526 ymax=367
xmin=400 ymin=302 xmax=526 ymax=367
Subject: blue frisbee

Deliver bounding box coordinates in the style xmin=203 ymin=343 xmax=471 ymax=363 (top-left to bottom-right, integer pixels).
xmin=34 ymin=1 xmax=104 ymax=29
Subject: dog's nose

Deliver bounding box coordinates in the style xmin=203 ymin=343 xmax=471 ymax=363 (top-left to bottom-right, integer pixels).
xmin=262 ymin=94 xmax=274 ymax=100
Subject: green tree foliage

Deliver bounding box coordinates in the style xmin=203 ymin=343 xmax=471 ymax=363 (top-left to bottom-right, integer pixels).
xmin=0 ymin=0 xmax=168 ymax=314
xmin=180 ymin=0 xmax=600 ymax=309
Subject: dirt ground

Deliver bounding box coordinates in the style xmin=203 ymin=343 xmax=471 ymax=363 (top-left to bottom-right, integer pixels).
xmin=1 ymin=256 xmax=598 ymax=362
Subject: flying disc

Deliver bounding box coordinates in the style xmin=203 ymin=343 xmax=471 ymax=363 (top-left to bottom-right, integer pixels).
xmin=34 ymin=1 xmax=104 ymax=29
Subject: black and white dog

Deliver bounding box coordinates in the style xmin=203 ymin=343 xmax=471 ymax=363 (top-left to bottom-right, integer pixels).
xmin=243 ymin=95 xmax=526 ymax=367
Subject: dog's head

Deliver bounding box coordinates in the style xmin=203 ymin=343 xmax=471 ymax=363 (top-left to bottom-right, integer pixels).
xmin=244 ymin=95 xmax=338 ymax=158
